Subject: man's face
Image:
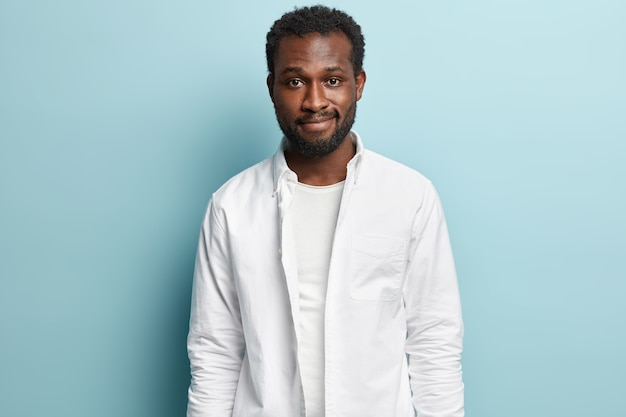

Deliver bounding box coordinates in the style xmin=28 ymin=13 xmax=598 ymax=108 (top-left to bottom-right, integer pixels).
xmin=267 ymin=32 xmax=366 ymax=158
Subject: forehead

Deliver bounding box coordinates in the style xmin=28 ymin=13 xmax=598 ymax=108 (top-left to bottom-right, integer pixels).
xmin=274 ymin=32 xmax=353 ymax=73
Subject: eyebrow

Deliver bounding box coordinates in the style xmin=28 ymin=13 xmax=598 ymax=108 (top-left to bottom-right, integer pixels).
xmin=281 ymin=66 xmax=346 ymax=75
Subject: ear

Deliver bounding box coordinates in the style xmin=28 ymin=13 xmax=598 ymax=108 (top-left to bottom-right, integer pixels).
xmin=355 ymin=70 xmax=366 ymax=101
xmin=267 ymin=74 xmax=275 ymax=102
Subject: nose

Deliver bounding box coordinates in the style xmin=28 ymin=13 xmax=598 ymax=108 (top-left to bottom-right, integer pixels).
xmin=302 ymin=83 xmax=329 ymax=112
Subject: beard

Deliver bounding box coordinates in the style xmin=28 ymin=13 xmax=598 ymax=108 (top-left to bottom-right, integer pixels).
xmin=277 ymin=102 xmax=357 ymax=158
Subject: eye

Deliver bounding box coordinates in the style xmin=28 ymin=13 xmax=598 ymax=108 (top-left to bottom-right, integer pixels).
xmin=327 ymin=77 xmax=341 ymax=86
xmin=288 ymin=79 xmax=303 ymax=87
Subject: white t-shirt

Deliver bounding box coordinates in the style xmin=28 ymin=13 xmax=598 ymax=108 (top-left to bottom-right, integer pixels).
xmin=291 ymin=180 xmax=344 ymax=417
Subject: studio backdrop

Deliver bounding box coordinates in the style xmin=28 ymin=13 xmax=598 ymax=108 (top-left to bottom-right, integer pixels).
xmin=1 ymin=1 xmax=624 ymax=416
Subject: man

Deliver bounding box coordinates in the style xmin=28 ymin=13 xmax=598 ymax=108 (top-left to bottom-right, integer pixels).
xmin=187 ymin=5 xmax=464 ymax=417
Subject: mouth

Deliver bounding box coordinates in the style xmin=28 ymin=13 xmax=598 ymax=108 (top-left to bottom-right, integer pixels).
xmin=296 ymin=113 xmax=337 ymax=133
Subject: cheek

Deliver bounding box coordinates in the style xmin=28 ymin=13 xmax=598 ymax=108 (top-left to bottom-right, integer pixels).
xmin=332 ymin=89 xmax=355 ymax=104
xmin=273 ymin=103 xmax=297 ymax=125
xmin=335 ymin=95 xmax=356 ymax=114
xmin=273 ymin=95 xmax=295 ymax=113
xmin=274 ymin=103 xmax=291 ymax=118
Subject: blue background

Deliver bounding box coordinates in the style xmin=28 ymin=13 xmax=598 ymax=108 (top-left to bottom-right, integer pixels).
xmin=1 ymin=1 xmax=624 ymax=416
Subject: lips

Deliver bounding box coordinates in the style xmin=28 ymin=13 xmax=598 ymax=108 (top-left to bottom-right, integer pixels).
xmin=298 ymin=117 xmax=334 ymax=133
xmin=300 ymin=117 xmax=334 ymax=124
xmin=296 ymin=113 xmax=337 ymax=133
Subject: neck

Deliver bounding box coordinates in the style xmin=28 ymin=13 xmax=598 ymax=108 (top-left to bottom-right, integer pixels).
xmin=285 ymin=134 xmax=356 ymax=186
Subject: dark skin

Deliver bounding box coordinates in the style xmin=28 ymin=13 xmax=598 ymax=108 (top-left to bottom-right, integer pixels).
xmin=267 ymin=32 xmax=366 ymax=186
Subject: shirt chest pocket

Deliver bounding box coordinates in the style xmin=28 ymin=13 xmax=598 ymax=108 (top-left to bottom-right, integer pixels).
xmin=349 ymin=235 xmax=408 ymax=302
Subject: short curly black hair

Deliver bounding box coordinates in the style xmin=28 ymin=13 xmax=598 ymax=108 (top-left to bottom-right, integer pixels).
xmin=265 ymin=5 xmax=365 ymax=76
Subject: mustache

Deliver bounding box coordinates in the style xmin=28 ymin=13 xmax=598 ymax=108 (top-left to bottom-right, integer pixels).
xmin=295 ymin=111 xmax=339 ymax=124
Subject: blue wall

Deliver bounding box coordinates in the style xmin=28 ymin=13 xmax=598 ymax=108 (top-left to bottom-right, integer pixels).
xmin=1 ymin=1 xmax=624 ymax=416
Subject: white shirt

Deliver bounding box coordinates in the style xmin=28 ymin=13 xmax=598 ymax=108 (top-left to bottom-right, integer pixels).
xmin=187 ymin=131 xmax=464 ymax=417
xmin=291 ymin=181 xmax=344 ymax=417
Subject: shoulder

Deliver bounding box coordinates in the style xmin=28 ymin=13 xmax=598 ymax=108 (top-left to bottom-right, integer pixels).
xmin=360 ymin=149 xmax=432 ymax=190
xmin=211 ymin=156 xmax=274 ymax=208
xmin=355 ymin=148 xmax=443 ymax=216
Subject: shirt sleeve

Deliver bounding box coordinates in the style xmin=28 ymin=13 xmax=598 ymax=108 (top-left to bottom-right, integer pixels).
xmin=187 ymin=199 xmax=245 ymax=417
xmin=403 ymin=182 xmax=465 ymax=417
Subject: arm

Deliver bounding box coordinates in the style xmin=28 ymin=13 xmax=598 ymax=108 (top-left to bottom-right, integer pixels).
xmin=187 ymin=199 xmax=245 ymax=417
xmin=404 ymin=182 xmax=464 ymax=417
